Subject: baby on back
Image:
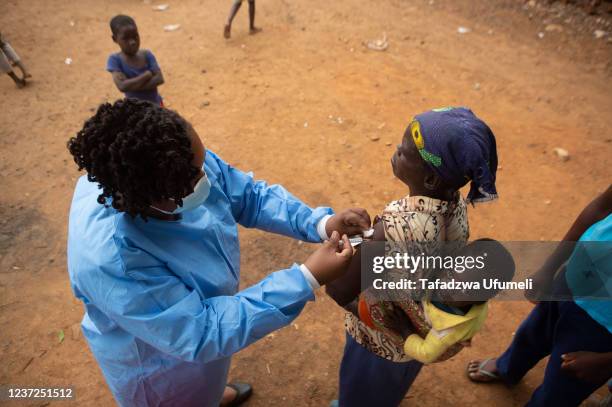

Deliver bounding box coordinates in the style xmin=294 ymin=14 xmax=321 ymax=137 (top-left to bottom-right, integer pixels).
xmin=371 ymin=238 xmax=516 ymax=364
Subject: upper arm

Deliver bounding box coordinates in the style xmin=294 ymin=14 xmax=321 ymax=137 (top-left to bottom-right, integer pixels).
xmin=372 ymin=219 xmax=385 ymax=241
xmin=598 ymin=184 xmax=612 ymax=213
xmin=152 ymin=69 xmax=164 ymax=85
xmin=564 ymin=184 xmax=612 ymax=241
xmin=586 ymin=184 xmax=612 ymax=220
xmin=145 ymin=51 xmax=164 ymax=84
xmin=146 ymin=50 xmax=161 ymax=72
xmin=208 ymin=154 xmax=261 ymax=222
xmin=207 ymin=152 xmax=331 ymax=241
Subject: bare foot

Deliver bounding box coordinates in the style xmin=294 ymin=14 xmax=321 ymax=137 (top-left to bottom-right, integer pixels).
xmin=9 ymin=72 xmax=25 ymax=88
xmin=17 ymin=66 xmax=31 ymax=79
xmin=224 ymin=24 xmax=231 ymax=39
xmin=220 ymin=385 xmax=237 ymax=406
xmin=249 ymin=27 xmax=262 ymax=35
xmin=466 ymin=358 xmax=500 ymax=383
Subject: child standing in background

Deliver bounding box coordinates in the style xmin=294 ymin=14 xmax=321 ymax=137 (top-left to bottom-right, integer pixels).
xmin=0 ymin=32 xmax=31 ymax=88
xmin=107 ymin=15 xmax=164 ymax=105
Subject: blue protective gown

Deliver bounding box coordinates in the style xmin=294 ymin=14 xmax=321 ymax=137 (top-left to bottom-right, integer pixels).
xmin=67 ymin=151 xmax=333 ymax=407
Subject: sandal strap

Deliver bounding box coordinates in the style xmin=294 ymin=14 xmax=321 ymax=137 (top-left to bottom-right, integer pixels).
xmin=467 ymin=358 xmax=500 ymax=382
xmin=477 ymin=359 xmax=500 ymax=379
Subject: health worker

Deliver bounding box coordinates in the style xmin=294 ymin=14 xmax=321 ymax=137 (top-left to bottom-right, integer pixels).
xmin=66 ymin=99 xmax=371 ymax=407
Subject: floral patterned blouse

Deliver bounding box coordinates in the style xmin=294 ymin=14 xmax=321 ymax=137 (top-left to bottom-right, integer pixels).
xmin=345 ymin=194 xmax=470 ymax=362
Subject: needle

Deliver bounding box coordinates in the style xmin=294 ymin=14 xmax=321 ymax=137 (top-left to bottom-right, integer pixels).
xmin=338 ymin=228 xmax=375 ymax=248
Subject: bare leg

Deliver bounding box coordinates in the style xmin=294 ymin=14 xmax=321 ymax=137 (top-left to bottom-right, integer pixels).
xmin=1 ymin=41 xmax=29 ymax=78
xmin=15 ymin=61 xmax=30 ymax=78
xmin=248 ymin=0 xmax=261 ymax=34
xmin=8 ymin=71 xmax=25 ymax=88
xmin=224 ymin=1 xmax=242 ymax=39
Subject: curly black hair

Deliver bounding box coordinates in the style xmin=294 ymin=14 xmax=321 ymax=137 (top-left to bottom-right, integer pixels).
xmin=67 ymin=99 xmax=200 ymax=219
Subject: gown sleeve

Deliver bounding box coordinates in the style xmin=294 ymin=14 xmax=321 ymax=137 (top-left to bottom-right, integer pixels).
xmin=84 ymin=252 xmax=314 ymax=364
xmin=207 ymin=151 xmax=333 ymax=243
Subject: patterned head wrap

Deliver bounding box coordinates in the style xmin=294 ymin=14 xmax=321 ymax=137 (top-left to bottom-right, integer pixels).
xmin=408 ymin=107 xmax=498 ymax=203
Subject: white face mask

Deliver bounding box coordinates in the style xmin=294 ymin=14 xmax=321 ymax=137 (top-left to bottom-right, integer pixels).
xmin=151 ymin=172 xmax=211 ymax=215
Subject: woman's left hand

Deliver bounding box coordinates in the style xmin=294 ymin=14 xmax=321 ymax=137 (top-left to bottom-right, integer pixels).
xmin=326 ymin=208 xmax=371 ymax=237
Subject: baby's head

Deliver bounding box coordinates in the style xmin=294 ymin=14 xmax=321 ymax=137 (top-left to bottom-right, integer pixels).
xmin=110 ymin=15 xmax=139 ymax=56
xmin=436 ymin=238 xmax=516 ymax=305
xmin=392 ymin=107 xmax=498 ymax=204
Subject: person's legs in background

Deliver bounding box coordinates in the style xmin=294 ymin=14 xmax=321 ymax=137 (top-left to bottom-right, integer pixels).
xmin=338 ymin=333 xmax=422 ymax=407
xmin=525 ymin=301 xmax=612 ymax=407
xmin=469 ymin=271 xmax=572 ymax=385
xmin=494 ymin=301 xmax=559 ymax=384
xmin=248 ymin=1 xmax=261 ymax=35
xmin=0 ymin=48 xmax=25 ymax=88
xmin=224 ymin=0 xmax=243 ymax=39
xmin=469 ymin=299 xmax=612 ymax=406
xmin=0 ymin=35 xmax=30 ymax=81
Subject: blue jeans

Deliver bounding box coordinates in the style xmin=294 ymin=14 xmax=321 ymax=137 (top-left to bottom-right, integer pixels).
xmin=338 ymin=333 xmax=423 ymax=407
xmin=496 ymin=300 xmax=612 ymax=406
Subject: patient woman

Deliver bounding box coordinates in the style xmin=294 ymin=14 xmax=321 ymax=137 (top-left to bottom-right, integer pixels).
xmin=326 ymin=107 xmax=499 ymax=407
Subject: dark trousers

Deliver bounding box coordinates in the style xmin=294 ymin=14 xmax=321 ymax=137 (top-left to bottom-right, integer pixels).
xmin=496 ymin=300 xmax=612 ymax=407
xmin=338 ymin=333 xmax=423 ymax=407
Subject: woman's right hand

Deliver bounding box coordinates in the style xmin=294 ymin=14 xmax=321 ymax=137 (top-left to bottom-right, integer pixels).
xmin=304 ymin=231 xmax=353 ymax=286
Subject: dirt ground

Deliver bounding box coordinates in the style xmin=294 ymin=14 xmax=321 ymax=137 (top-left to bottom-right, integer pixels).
xmin=1 ymin=0 xmax=611 ymax=406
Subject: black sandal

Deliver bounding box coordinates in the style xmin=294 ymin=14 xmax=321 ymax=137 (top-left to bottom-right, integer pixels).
xmin=224 ymin=382 xmax=253 ymax=407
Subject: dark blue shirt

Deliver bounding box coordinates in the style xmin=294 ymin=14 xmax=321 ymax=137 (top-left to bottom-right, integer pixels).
xmin=106 ymin=50 xmax=162 ymax=104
